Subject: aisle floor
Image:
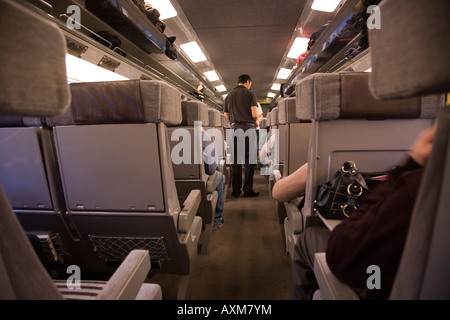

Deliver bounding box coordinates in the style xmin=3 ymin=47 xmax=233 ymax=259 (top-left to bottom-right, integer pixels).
xmin=183 ymin=169 xmax=293 ymax=300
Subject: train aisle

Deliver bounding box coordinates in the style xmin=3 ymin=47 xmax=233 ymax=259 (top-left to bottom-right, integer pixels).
xmin=184 ymin=169 xmax=293 ymax=300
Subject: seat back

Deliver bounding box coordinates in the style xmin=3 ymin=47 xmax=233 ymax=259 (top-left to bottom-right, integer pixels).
xmin=295 ymin=72 xmax=443 ymax=228
xmin=277 ymin=97 xmax=312 ymax=176
xmin=366 ymin=0 xmax=450 ymax=299
xmin=167 ymin=100 xmax=217 ymax=254
xmin=208 ymin=108 xmax=225 ymax=164
xmin=221 ymin=113 xmax=231 ymax=186
xmin=171 ymin=100 xmax=208 ymax=181
xmin=0 ymin=0 xmax=70 ymax=299
xmin=47 ymin=80 xmax=202 ymax=277
xmin=0 ymin=116 xmax=90 ymax=271
xmin=266 ymin=111 xmax=272 ymax=128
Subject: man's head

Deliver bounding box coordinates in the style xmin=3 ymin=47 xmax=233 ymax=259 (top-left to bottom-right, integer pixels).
xmin=238 ymin=74 xmax=252 ymax=89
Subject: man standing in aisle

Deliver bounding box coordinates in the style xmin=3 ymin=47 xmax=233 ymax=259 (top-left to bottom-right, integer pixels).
xmin=224 ymin=74 xmax=260 ymax=198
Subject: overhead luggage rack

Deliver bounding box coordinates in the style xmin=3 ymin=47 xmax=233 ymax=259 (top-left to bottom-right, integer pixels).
xmin=84 ymin=0 xmax=177 ymax=59
xmin=31 ymin=0 xmax=224 ymax=109
xmin=273 ymin=0 xmax=372 ymax=104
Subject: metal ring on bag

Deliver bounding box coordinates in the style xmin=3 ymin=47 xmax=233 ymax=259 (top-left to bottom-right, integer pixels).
xmin=342 ymin=204 xmax=357 ymax=217
xmin=341 ymin=161 xmax=358 ymax=175
xmin=347 ymin=183 xmax=363 ymax=196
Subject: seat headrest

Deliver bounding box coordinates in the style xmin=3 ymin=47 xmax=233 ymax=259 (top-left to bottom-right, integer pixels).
xmin=0 ymin=116 xmax=42 ymax=127
xmin=221 ymin=114 xmax=230 ymax=128
xmin=296 ymin=72 xmax=444 ymax=121
xmin=0 ymin=0 xmax=70 ymax=117
xmin=278 ymin=97 xmax=300 ymax=124
xmin=180 ymin=100 xmax=209 ymax=126
xmin=208 ymin=109 xmax=222 ymax=127
xmin=270 ymin=107 xmax=279 ymax=126
xmin=47 ymin=80 xmax=182 ymax=126
xmin=266 ymin=112 xmax=271 ymax=127
xmin=260 ymin=118 xmax=268 ymax=129
xmin=369 ymin=0 xmax=450 ymax=99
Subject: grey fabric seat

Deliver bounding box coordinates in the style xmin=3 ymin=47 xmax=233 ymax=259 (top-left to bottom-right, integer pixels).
xmin=47 ymin=80 xmax=202 ymax=299
xmin=277 ymin=97 xmax=311 ymax=177
xmin=286 ymin=71 xmax=443 ymax=261
xmin=0 ymin=0 xmax=161 ymax=300
xmin=208 ymin=108 xmax=228 ymax=200
xmin=167 ymin=100 xmax=218 ymax=255
xmin=266 ymin=107 xmax=281 ymax=197
xmin=276 ymin=97 xmax=312 ymax=257
xmin=208 ymin=108 xmax=226 ymax=167
xmin=220 ymin=113 xmax=231 ymax=192
xmin=0 ymin=116 xmax=88 ymax=271
xmin=313 ymin=0 xmax=450 ymax=300
xmin=296 ymin=71 xmax=442 ymax=232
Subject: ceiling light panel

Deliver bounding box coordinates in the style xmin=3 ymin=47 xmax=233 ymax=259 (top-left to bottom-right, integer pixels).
xmin=311 ymin=0 xmax=341 ymax=12
xmin=180 ymin=41 xmax=207 ymax=63
xmin=204 ymin=70 xmax=220 ymax=82
xmin=215 ymin=85 xmax=226 ymax=92
xmin=287 ymin=37 xmax=310 ymax=59
xmin=144 ymin=0 xmax=177 ymax=20
xmin=277 ymin=68 xmax=293 ymax=80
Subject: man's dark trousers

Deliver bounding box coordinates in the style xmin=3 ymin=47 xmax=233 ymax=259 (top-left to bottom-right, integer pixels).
xmin=231 ymin=123 xmax=257 ymax=194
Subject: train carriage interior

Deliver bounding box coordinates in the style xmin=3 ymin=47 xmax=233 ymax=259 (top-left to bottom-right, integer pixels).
xmin=1 ymin=0 xmax=449 ymax=303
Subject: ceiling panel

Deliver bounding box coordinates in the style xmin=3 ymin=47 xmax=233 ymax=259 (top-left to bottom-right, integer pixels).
xmin=173 ymin=0 xmax=308 ymax=102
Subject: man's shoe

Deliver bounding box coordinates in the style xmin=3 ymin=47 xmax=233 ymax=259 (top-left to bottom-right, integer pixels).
xmin=244 ymin=190 xmax=260 ymax=197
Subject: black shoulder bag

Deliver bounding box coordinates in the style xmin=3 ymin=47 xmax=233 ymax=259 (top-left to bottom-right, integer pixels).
xmin=314 ymin=161 xmax=388 ymax=220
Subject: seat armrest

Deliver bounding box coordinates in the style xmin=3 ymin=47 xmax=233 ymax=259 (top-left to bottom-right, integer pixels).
xmin=178 ymin=189 xmax=201 ymax=233
xmin=284 ymin=199 xmax=303 ymax=234
xmin=313 ymin=252 xmax=360 ymax=300
xmin=206 ymin=171 xmax=219 ymax=193
xmin=96 ymin=249 xmax=151 ymax=300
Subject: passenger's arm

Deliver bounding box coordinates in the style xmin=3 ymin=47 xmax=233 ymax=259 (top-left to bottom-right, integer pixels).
xmin=272 ymin=163 xmax=308 ymax=202
xmin=407 ymin=123 xmax=437 ymax=166
xmin=251 ymin=106 xmax=259 ymax=127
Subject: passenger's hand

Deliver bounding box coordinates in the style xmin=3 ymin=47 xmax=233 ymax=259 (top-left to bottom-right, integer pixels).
xmin=408 ymin=123 xmax=437 ymax=167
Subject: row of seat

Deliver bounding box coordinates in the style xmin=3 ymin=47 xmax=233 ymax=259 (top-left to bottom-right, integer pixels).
xmin=0 ymin=82 xmax=233 ymax=299
xmin=266 ymin=71 xmax=443 ymax=259
xmin=0 ymin=0 xmax=231 ymax=300
xmin=264 ymin=72 xmax=446 ymax=295
xmin=313 ymin=0 xmax=450 ymax=300
xmin=261 ymin=0 xmax=450 ymax=299
xmin=168 ymin=100 xmax=230 ymax=255
xmin=0 ymin=0 xmax=164 ymax=300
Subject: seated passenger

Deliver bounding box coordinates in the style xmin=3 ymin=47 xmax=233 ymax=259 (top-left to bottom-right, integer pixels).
xmin=203 ymin=129 xmax=225 ymax=230
xmin=281 ymin=124 xmax=436 ymax=299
